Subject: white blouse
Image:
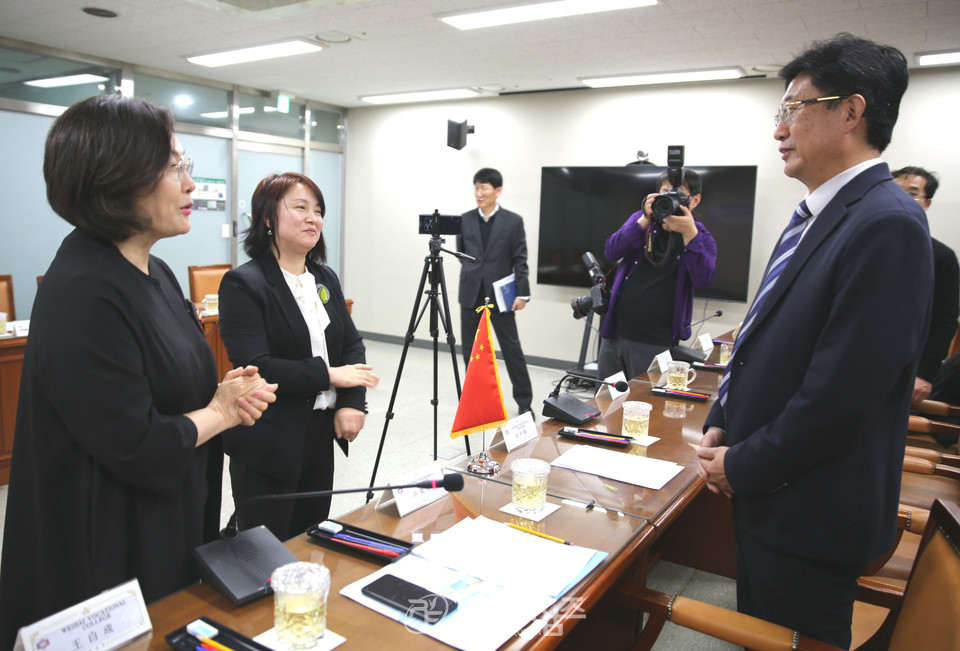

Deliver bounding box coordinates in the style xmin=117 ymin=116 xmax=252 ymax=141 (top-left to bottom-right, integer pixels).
xmin=280 ymin=266 xmax=336 ymax=410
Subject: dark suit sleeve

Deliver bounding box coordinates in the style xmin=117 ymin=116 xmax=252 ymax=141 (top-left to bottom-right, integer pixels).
xmin=314 ymin=265 xmax=367 ymax=413
xmin=724 ymin=210 xmax=933 ymax=497
xmin=917 ymin=240 xmax=960 ymax=381
xmin=219 ymin=266 xmax=331 ymax=397
xmin=510 ymin=214 xmax=531 ymax=296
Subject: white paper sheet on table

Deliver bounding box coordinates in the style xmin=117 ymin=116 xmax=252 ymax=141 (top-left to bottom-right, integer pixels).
xmin=550 ymin=444 xmax=683 ymax=490
xmin=340 ymin=516 xmax=608 ymax=651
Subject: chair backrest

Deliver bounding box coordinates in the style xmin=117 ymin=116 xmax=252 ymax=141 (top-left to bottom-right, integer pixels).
xmin=948 ymin=316 xmax=960 ymax=359
xmin=0 ymin=274 xmax=15 ymax=321
xmin=888 ymin=498 xmax=960 ymax=650
xmin=188 ymin=264 xmax=232 ymax=305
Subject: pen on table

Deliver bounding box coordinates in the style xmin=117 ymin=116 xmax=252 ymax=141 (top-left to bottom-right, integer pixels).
xmin=332 ymin=532 xmax=407 ymax=553
xmin=508 ymin=523 xmax=573 ymax=545
xmin=198 ymin=638 xmax=236 ymax=651
xmin=571 ymin=431 xmax=632 ymax=444
xmin=330 ymin=537 xmax=401 ymax=557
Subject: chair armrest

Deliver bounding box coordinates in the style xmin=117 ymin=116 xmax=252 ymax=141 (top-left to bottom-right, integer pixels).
xmin=615 ymin=586 xmax=841 ymax=650
xmin=913 ymin=399 xmax=960 ymax=419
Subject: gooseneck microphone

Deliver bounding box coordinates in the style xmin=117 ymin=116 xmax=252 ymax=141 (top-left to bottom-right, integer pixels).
xmin=542 ymin=373 xmax=611 ymax=425
xmin=672 ymin=310 xmax=724 ymax=362
xmin=556 ymin=372 xmax=629 ymax=394
xmin=247 ymin=473 xmax=465 ymax=503
xmin=195 ymin=474 xmax=465 ymax=606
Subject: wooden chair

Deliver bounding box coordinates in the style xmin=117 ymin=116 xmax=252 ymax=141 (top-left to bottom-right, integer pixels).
xmin=187 ymin=264 xmax=232 ymax=305
xmin=615 ymin=498 xmax=960 ymax=650
xmin=947 ymin=316 xmax=960 ymax=359
xmin=0 ymin=274 xmax=15 ymax=321
xmin=905 ymin=414 xmax=959 ymax=454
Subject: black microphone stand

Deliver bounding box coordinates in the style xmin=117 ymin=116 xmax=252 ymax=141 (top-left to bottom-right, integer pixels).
xmin=367 ymin=211 xmax=474 ymax=502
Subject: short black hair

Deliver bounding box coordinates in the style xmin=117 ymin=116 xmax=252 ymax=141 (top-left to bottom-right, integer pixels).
xmin=779 ymin=32 xmax=908 ymax=153
xmin=473 ymin=168 xmax=503 ymax=188
xmin=44 ymin=94 xmax=174 ymax=241
xmin=657 ymin=168 xmax=702 ymax=196
xmin=892 ymin=165 xmax=939 ymax=199
xmin=243 ymin=172 xmax=327 ymax=264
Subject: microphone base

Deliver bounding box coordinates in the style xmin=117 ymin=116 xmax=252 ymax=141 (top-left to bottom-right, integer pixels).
xmin=193 ymin=525 xmax=297 ymax=605
xmin=542 ymin=393 xmax=601 ymax=426
xmin=670 ymin=344 xmax=707 ymax=363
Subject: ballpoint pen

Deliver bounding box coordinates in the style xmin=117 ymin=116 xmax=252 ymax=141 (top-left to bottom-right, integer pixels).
xmin=330 ymin=537 xmax=401 ymax=557
xmin=507 ymin=523 xmax=573 ymax=545
xmin=332 ymin=532 xmax=408 ymax=554
xmin=198 ymin=638 xmax=237 ymax=651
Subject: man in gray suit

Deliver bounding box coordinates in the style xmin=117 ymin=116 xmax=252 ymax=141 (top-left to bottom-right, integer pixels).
xmin=457 ymin=168 xmax=533 ymax=416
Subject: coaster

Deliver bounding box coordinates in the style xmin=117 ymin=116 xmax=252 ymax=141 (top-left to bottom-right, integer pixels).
xmin=499 ymin=501 xmax=561 ymax=522
xmin=254 ymin=628 xmax=346 ymax=650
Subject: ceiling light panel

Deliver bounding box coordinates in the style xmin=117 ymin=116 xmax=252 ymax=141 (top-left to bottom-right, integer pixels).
xmin=24 ymin=73 xmax=110 ymax=88
xmin=441 ymin=0 xmax=656 ymax=30
xmin=917 ymin=51 xmax=960 ymax=67
xmin=360 ymin=88 xmax=481 ymax=104
xmin=582 ymin=68 xmax=743 ymax=88
xmin=187 ymin=40 xmax=321 ymax=67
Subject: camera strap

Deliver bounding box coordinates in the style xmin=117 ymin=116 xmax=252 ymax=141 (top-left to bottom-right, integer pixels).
xmin=644 ymin=223 xmax=682 ymax=267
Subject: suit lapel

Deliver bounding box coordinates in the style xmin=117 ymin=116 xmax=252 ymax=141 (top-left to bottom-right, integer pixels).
xmin=486 ymin=208 xmax=508 ymax=252
xmin=258 ymin=253 xmax=313 ymax=359
xmin=741 ymin=164 xmax=889 ymax=347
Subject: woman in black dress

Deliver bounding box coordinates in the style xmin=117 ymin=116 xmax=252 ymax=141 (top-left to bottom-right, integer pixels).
xmin=0 ymin=95 xmax=276 ymax=648
xmin=219 ymin=172 xmax=378 ymax=541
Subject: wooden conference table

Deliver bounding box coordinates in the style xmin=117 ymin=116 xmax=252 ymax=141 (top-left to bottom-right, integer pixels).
xmin=140 ymin=346 xmax=735 ymax=650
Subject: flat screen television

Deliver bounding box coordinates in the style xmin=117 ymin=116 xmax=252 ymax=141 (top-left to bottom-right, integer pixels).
xmin=537 ymin=165 xmax=757 ymax=302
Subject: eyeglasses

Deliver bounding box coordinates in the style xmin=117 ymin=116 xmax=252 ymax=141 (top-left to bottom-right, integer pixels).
xmin=905 ymin=190 xmax=927 ymax=201
xmin=169 ymin=155 xmax=194 ymax=180
xmin=774 ymin=95 xmax=851 ymax=127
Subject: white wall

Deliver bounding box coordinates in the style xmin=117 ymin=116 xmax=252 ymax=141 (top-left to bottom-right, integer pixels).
xmin=342 ymin=68 xmax=960 ymax=366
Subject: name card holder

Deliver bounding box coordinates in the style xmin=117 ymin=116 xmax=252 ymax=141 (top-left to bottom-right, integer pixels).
xmin=15 ymin=579 xmax=151 ymax=651
xmin=377 ymin=462 xmax=449 ymax=517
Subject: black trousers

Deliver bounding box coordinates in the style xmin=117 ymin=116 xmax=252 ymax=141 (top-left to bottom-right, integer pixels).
xmin=229 ymin=408 xmax=336 ymax=541
xmin=461 ymin=304 xmax=533 ymax=412
xmin=733 ymin=504 xmax=865 ymax=649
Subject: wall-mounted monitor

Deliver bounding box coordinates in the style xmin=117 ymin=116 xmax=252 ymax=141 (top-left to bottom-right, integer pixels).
xmin=537 ymin=165 xmax=757 ymax=303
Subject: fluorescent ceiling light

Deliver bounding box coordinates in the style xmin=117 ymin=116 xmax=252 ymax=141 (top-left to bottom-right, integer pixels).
xmin=918 ymin=50 xmax=960 ymax=66
xmin=200 ymin=107 xmax=255 ymax=119
xmin=187 ymin=40 xmax=321 ymax=67
xmin=24 ymin=73 xmax=109 ymax=88
xmin=441 ymin=0 xmax=656 ymax=30
xmin=582 ymin=68 xmax=743 ymax=88
xmin=360 ymin=88 xmax=481 ymax=105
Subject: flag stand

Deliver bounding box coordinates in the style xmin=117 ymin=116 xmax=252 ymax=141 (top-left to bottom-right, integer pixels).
xmin=466 ymin=429 xmax=500 ymax=475
xmin=366 ymin=211 xmax=475 ymax=502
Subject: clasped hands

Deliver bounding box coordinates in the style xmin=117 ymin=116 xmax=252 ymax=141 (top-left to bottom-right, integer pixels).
xmin=213 ymin=366 xmax=277 ymax=427
xmin=697 ymin=426 xmax=734 ymax=498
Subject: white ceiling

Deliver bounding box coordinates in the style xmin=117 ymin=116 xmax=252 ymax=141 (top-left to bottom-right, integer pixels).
xmin=1 ymin=0 xmax=958 ymax=108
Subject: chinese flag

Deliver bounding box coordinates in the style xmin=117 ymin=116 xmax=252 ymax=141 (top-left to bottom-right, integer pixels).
xmin=450 ymin=306 xmax=509 ymax=438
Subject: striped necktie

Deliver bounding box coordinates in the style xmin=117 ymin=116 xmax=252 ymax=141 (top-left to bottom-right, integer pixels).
xmin=718 ymin=200 xmax=811 ymax=409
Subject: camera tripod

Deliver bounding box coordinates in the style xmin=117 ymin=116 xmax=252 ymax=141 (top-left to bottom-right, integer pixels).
xmin=366 ymin=230 xmax=474 ymax=502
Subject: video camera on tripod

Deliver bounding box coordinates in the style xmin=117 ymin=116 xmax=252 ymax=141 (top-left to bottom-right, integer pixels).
xmin=418 ymin=211 xmax=461 ymax=236
xmin=571 ymin=252 xmax=608 ymax=319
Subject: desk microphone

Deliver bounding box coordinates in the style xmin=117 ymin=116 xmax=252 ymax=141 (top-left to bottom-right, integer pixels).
xmin=672 ymin=310 xmax=724 ymax=362
xmin=561 ymin=372 xmax=629 ymax=393
xmin=194 ymin=473 xmax=465 ymax=605
xmin=542 ymin=373 xmax=612 ymax=425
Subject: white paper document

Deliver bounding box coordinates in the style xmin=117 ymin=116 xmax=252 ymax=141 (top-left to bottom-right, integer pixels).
xmin=340 ymin=516 xmax=608 ymax=651
xmin=550 ymin=445 xmax=683 ymax=490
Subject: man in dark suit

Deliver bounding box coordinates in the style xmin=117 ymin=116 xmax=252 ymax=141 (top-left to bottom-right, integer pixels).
xmin=891 ymin=166 xmax=960 ymax=404
xmin=696 ymin=34 xmax=934 ymax=647
xmin=457 ymin=167 xmax=533 ymax=415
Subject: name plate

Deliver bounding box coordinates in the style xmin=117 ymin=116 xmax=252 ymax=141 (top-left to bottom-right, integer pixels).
xmin=379 ymin=462 xmax=449 ymax=517
xmin=15 ymin=579 xmax=151 ymax=651
xmin=696 ymin=333 xmax=714 ymax=353
xmin=600 ymin=371 xmax=630 ymax=413
xmin=652 ymin=350 xmax=673 ymax=374
xmin=501 ymin=412 xmax=539 ymax=452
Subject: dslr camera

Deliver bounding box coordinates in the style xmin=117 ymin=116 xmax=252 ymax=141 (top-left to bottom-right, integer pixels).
xmin=650 ymin=145 xmax=688 ymax=223
xmin=418 ymin=210 xmax=461 ymax=236
xmin=571 ymin=252 xmax=608 ymax=319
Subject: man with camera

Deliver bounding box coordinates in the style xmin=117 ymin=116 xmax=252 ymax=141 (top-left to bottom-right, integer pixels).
xmin=597 ymin=167 xmax=717 ymax=381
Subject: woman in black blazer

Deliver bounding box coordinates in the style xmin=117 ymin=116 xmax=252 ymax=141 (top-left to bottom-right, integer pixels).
xmin=219 ymin=172 xmax=379 ymax=540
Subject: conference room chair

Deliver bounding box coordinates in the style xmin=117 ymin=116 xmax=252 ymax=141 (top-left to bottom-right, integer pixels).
xmin=0 ymin=274 xmax=15 ymax=321
xmin=615 ymin=498 xmax=960 ymax=651
xmin=187 ymin=263 xmax=232 ymax=305
xmin=904 ymin=414 xmax=959 ymax=453
xmin=912 ymin=398 xmax=960 ymax=420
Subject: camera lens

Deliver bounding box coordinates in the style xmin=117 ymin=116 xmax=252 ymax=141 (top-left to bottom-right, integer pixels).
xmin=651 ymin=194 xmax=678 ymax=222
xmin=571 ymin=295 xmax=593 ymax=319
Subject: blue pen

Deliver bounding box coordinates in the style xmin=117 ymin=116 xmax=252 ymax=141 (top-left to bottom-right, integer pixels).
xmin=332 ymin=532 xmax=408 ymax=554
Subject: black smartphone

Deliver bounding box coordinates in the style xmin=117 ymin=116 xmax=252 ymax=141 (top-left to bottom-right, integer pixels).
xmin=361 ymin=574 xmax=458 ymax=624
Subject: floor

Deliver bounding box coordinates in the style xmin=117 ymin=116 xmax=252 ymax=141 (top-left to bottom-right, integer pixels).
xmin=0 ymin=337 xmax=736 ymax=649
